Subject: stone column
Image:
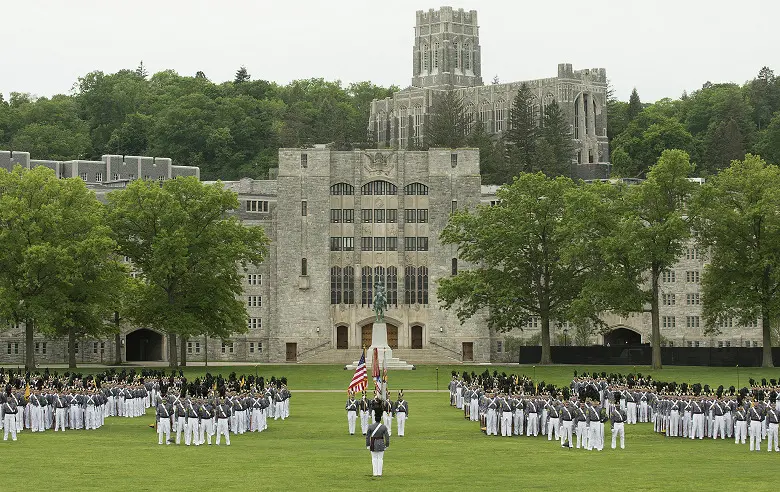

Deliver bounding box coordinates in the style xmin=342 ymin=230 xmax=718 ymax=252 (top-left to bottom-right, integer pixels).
xmin=577 ymin=95 xmax=586 ymax=141
xmin=587 ymin=95 xmax=596 ymax=139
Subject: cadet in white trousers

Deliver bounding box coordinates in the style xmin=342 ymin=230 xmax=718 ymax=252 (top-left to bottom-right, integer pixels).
xmin=216 ymin=400 xmax=231 ymax=446
xmin=395 ymin=394 xmax=408 ymax=437
xmin=366 ymin=409 xmax=390 ymax=477
xmin=346 ymin=394 xmax=358 ymax=435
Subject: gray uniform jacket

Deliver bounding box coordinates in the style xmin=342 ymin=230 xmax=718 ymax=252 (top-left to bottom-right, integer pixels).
xmin=366 ymin=422 xmax=390 ymax=452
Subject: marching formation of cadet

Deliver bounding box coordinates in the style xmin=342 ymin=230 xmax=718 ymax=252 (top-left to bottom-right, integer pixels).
xmin=346 ymin=390 xmax=408 ymax=438
xmin=0 ymin=367 xmax=292 ymax=446
xmin=449 ymin=371 xmax=628 ymax=450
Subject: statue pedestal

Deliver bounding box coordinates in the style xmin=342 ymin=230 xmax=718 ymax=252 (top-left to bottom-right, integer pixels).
xmin=346 ymin=322 xmax=414 ymax=371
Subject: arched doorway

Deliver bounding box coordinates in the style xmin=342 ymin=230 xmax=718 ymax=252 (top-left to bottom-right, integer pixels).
xmin=336 ymin=325 xmax=348 ymax=349
xmin=411 ymin=325 xmax=423 ymax=349
xmin=360 ymin=322 xmax=399 ymax=349
xmin=604 ymin=327 xmax=642 ymax=346
xmin=125 ymin=329 xmax=163 ymax=361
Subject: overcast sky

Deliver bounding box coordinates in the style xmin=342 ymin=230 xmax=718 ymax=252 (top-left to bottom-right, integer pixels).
xmin=3 ymin=1 xmax=777 ymax=103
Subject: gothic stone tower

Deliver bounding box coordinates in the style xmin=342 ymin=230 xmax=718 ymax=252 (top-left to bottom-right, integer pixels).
xmin=412 ymin=7 xmax=483 ymax=89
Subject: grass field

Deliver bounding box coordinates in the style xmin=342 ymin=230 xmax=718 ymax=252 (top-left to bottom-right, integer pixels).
xmin=2 ymin=364 xmax=779 ymax=491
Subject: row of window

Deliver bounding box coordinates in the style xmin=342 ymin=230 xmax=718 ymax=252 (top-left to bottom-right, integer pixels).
xmin=329 ymin=182 xmax=429 ymax=196
xmin=330 ymin=209 xmax=430 ymax=224
xmin=78 ymin=172 xmax=167 ymax=182
xmin=662 ymin=293 xmax=701 ymax=306
xmin=7 ymin=341 xmax=104 ymax=355
xmin=330 ymin=237 xmax=430 ymax=252
xmin=421 ymin=42 xmax=472 ymax=72
xmin=661 ymin=270 xmax=700 ymax=283
xmin=247 ymin=296 xmax=261 ymax=308
xmin=246 ymin=200 xmax=269 ymax=213
xmin=661 ymin=315 xmax=759 ymax=329
xmin=186 ymin=341 xmax=263 ymax=355
xmin=329 ymin=266 xmax=429 ymax=305
xmin=663 ymin=340 xmax=760 ymax=348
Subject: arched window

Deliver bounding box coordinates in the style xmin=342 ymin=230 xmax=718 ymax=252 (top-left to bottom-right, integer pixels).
xmin=330 ymin=267 xmax=342 ymax=304
xmin=479 ymin=103 xmax=491 ymax=131
xmin=463 ymin=43 xmax=471 ymax=71
xmin=374 ymin=266 xmax=386 ymax=286
xmin=417 ymin=266 xmax=429 ymax=305
xmin=399 ymin=107 xmax=408 ymax=148
xmin=433 ymin=42 xmax=439 ymax=69
xmin=404 ymin=183 xmax=429 ymax=195
xmin=404 ymin=266 xmax=417 ymax=304
xmin=343 ymin=266 xmax=355 ymax=305
xmin=330 ymin=183 xmax=354 ymax=195
xmin=387 ymin=266 xmax=398 ymax=306
xmin=454 ymin=42 xmax=460 ymax=70
xmin=361 ymin=180 xmax=397 ymax=196
xmin=361 ymin=266 xmax=373 ymax=306
xmin=301 ymin=258 xmax=307 ymax=276
xmin=423 ymin=44 xmax=429 ymax=72
xmin=465 ymin=103 xmax=475 ymax=133
xmin=451 ymin=258 xmax=458 ymax=276
xmin=494 ymin=100 xmax=506 ymax=132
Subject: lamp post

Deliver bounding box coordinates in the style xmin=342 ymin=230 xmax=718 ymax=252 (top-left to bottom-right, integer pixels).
xmin=436 ymin=367 xmax=439 ymax=391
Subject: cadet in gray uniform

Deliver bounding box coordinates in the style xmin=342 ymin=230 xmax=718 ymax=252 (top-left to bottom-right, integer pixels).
xmin=366 ymin=408 xmax=390 ymax=477
xmin=395 ymin=391 xmax=408 ymax=437
xmin=3 ymin=390 xmax=18 ymax=441
xmin=346 ymin=392 xmax=359 ymax=435
xmin=156 ymin=398 xmax=172 ymax=445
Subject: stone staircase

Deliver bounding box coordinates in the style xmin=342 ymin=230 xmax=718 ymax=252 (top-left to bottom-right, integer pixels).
xmin=297 ymin=346 xmax=464 ymax=365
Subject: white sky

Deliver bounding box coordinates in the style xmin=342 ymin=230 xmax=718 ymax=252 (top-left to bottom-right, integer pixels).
xmin=3 ymin=0 xmax=778 ymax=103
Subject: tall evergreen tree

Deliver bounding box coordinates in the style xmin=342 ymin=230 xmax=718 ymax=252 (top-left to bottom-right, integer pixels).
xmin=134 ymin=61 xmax=148 ymax=79
xmin=234 ymin=65 xmax=251 ymax=84
xmin=536 ymin=99 xmax=575 ymax=177
xmin=627 ymin=88 xmax=642 ymax=121
xmin=505 ymin=83 xmax=538 ymax=176
xmin=467 ymin=119 xmax=504 ymax=184
xmin=424 ymin=90 xmax=468 ymax=149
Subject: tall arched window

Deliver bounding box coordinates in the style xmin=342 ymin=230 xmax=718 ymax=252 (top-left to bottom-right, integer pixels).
xmin=404 ymin=266 xmax=417 ymax=304
xmin=417 ymin=266 xmax=429 ymax=305
xmin=433 ymin=42 xmax=439 ymax=69
xmin=374 ymin=266 xmax=386 ymax=286
xmin=423 ymin=44 xmax=429 ymax=72
xmin=361 ymin=266 xmax=373 ymax=306
xmin=399 ymin=107 xmax=408 ymax=148
xmin=343 ymin=266 xmax=355 ymax=305
xmin=463 ymin=43 xmax=471 ymax=71
xmin=330 ymin=183 xmax=354 ymax=195
xmin=494 ymin=100 xmax=506 ymax=132
xmin=330 ymin=267 xmax=342 ymax=304
xmin=413 ymin=105 xmax=423 ymax=146
xmin=465 ymin=103 xmax=475 ymax=134
xmin=387 ymin=267 xmax=398 ymax=306
xmin=454 ymin=42 xmax=460 ymax=70
xmin=361 ymin=180 xmax=397 ymax=196
xmin=479 ymin=103 xmax=491 ymax=131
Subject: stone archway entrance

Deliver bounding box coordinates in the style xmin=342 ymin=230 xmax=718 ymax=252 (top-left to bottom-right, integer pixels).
xmin=604 ymin=327 xmax=642 ymax=346
xmin=411 ymin=325 xmax=423 ymax=349
xmin=125 ymin=329 xmax=163 ymax=361
xmin=361 ymin=322 xmax=399 ymax=349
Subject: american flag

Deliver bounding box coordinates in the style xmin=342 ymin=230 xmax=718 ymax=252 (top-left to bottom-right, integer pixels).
xmin=348 ymin=351 xmax=368 ymax=394
xmin=372 ymin=347 xmax=381 ymax=393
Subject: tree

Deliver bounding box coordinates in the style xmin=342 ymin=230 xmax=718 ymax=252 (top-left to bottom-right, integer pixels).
xmin=536 ymin=99 xmax=574 ymax=177
xmin=424 ymin=90 xmax=468 ymax=149
xmin=691 ymin=154 xmax=780 ymax=367
xmin=505 ymin=83 xmax=538 ymax=176
xmin=195 ymin=71 xmax=207 ymax=79
xmin=756 ymin=112 xmax=780 ymax=165
xmin=438 ymin=173 xmax=603 ymax=364
xmin=467 ymin=119 xmax=505 ymax=184
xmin=135 ymin=61 xmax=149 ymax=79
xmin=587 ymin=150 xmax=696 ymax=370
xmin=0 ymin=166 xmax=113 ymax=370
xmin=627 ymin=88 xmax=642 ymax=121
xmin=106 ymin=177 xmax=269 ymax=368
xmin=234 ymin=66 xmax=251 ymax=84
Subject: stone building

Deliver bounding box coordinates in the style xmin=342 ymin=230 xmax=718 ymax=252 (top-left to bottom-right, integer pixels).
xmin=368 ymin=6 xmax=611 ymax=180
xmin=479 ymin=184 xmax=764 ymax=363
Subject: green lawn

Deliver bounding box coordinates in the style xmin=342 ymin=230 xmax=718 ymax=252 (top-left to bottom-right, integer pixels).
xmin=2 ymin=365 xmax=779 ymax=491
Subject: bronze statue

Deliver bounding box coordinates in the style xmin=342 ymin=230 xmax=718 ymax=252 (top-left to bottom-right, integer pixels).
xmin=373 ymin=281 xmax=387 ymax=322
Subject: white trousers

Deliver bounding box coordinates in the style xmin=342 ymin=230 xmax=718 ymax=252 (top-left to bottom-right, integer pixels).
xmin=750 ymin=420 xmax=762 ymax=450
xmin=370 ymin=451 xmax=384 ymax=476
xmin=560 ymin=421 xmax=573 ymax=447
xmin=691 ymin=414 xmax=704 ymax=439
xmin=527 ymin=413 xmax=539 ymax=436
xmin=626 ymin=402 xmax=637 ymax=424
xmin=767 ymin=422 xmax=779 ymax=451
xmin=157 ymin=419 xmax=171 ymax=444
xmin=3 ymin=414 xmax=17 ymax=441
xmin=486 ymin=409 xmax=497 ymax=436
xmin=175 ymin=417 xmax=186 ymax=444
xmin=470 ymin=399 xmax=479 ymax=422
xmin=611 ymin=422 xmax=625 ymax=449
xmin=734 ymin=420 xmax=747 ymax=444
xmin=185 ymin=418 xmax=199 ymax=445
xmin=55 ymin=408 xmax=67 ymax=431
xmin=576 ymin=422 xmax=587 ymax=448
xmin=348 ymin=411 xmax=357 ymax=434
xmin=199 ymin=418 xmax=214 ymax=445
xmin=383 ymin=414 xmax=392 ymax=436
xmin=713 ymin=415 xmax=726 ymax=439
xmin=501 ymin=412 xmax=512 ymax=437
xmin=547 ymin=417 xmax=559 ymax=440
xmin=216 ymin=419 xmax=230 ymax=445
xmin=396 ymin=412 xmax=406 ymax=436
xmin=669 ymin=410 xmax=679 ymax=437
xmin=360 ymin=410 xmax=369 ymax=434
xmin=275 ymin=402 xmax=284 ymax=420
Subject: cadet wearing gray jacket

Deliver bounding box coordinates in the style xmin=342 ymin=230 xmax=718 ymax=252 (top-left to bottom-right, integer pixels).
xmin=366 ymin=409 xmax=390 ymax=477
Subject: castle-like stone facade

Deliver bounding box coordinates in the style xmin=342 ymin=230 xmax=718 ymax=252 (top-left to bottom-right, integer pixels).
xmin=369 ymin=6 xmax=610 ymax=179
xmin=0 ymin=148 xmax=765 ymax=365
